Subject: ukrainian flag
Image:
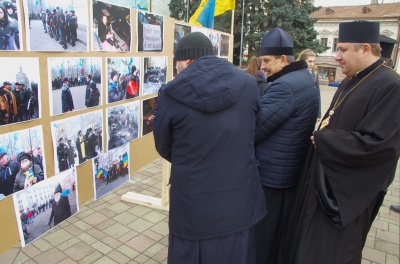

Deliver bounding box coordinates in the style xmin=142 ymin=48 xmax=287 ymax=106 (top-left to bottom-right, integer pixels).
xmin=190 ymin=0 xmax=236 ymax=28
xmin=122 ymin=156 xmax=128 ymax=168
xmin=95 ymin=168 xmax=103 ymax=179
xmin=215 ymin=0 xmax=236 ymax=16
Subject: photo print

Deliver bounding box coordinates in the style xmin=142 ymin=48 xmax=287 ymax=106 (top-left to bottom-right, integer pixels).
xmin=208 ymin=30 xmax=220 ymax=56
xmin=24 ymin=0 xmax=88 ymax=51
xmin=0 ymin=57 xmax=41 ymax=126
xmin=143 ymin=56 xmax=167 ymax=96
xmin=48 ymin=57 xmax=102 ymax=116
xmin=173 ymin=23 xmax=191 ymax=77
xmin=142 ymin=96 xmax=157 ymax=136
xmin=13 ymin=168 xmax=78 ymax=246
xmin=92 ymin=0 xmax=131 ymax=52
xmin=107 ymin=100 xmax=140 ymax=151
xmin=220 ymin=34 xmax=230 ymax=57
xmin=93 ymin=144 xmax=129 ymax=199
xmin=51 ymin=110 xmax=103 ymax=173
xmin=106 ymin=57 xmax=141 ymax=104
xmin=0 ymin=0 xmax=22 ymax=51
xmin=0 ymin=125 xmax=46 ymax=199
xmin=137 ymin=10 xmax=163 ymax=52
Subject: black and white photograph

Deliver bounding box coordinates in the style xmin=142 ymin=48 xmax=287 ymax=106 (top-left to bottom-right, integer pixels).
xmin=142 ymin=96 xmax=156 ymax=136
xmin=106 ymin=57 xmax=141 ymax=104
xmin=24 ymin=0 xmax=88 ymax=52
xmin=0 ymin=57 xmax=41 ymax=126
xmin=13 ymin=168 xmax=78 ymax=246
xmin=92 ymin=0 xmax=131 ymax=52
xmin=0 ymin=125 xmax=46 ymax=199
xmin=0 ymin=0 xmax=22 ymax=51
xmin=48 ymin=57 xmax=102 ymax=116
xmin=93 ymin=144 xmax=129 ymax=199
xmin=107 ymin=100 xmax=140 ymax=151
xmin=137 ymin=10 xmax=163 ymax=52
xmin=220 ymin=33 xmax=230 ymax=57
xmin=142 ymin=57 xmax=167 ymax=96
xmin=51 ymin=110 xmax=103 ymax=173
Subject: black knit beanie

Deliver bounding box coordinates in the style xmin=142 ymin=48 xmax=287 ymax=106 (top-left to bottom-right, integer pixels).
xmin=174 ymin=32 xmax=214 ymax=61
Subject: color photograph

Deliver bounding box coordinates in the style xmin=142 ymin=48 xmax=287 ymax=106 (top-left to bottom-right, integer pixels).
xmin=93 ymin=144 xmax=129 ymax=199
xmin=24 ymin=0 xmax=88 ymax=52
xmin=106 ymin=57 xmax=141 ymax=104
xmin=137 ymin=10 xmax=163 ymax=52
xmin=48 ymin=57 xmax=102 ymax=116
xmin=142 ymin=57 xmax=167 ymax=96
xmin=173 ymin=23 xmax=191 ymax=77
xmin=208 ymin=30 xmax=220 ymax=56
xmin=51 ymin=110 xmax=103 ymax=173
xmin=0 ymin=57 xmax=41 ymax=126
xmin=220 ymin=34 xmax=230 ymax=57
xmin=142 ymin=96 xmax=156 ymax=136
xmin=92 ymin=0 xmax=131 ymax=52
xmin=0 ymin=125 xmax=46 ymax=199
xmin=13 ymin=168 xmax=78 ymax=246
xmin=107 ymin=100 xmax=140 ymax=151
xmin=0 ymin=0 xmax=22 ymax=51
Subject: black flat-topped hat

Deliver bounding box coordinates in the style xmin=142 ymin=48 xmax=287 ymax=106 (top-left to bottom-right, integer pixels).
xmin=260 ymin=27 xmax=294 ymax=56
xmin=339 ymin=21 xmax=380 ymax=43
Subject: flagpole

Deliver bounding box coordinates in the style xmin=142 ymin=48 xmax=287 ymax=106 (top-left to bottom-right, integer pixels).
xmin=239 ymin=0 xmax=245 ymax=67
xmin=230 ymin=10 xmax=234 ymax=36
xmin=186 ymin=0 xmax=190 ymax=22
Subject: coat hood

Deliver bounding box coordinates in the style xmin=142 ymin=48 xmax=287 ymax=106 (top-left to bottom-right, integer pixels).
xmin=163 ymin=56 xmax=245 ymax=113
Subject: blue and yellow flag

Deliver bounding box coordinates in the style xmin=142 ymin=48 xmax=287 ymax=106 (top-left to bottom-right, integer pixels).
xmin=189 ymin=0 xmax=216 ymax=29
xmin=215 ymin=0 xmax=236 ymax=17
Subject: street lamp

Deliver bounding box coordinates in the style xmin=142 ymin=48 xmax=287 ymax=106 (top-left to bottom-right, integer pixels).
xmin=277 ymin=18 xmax=283 ymax=27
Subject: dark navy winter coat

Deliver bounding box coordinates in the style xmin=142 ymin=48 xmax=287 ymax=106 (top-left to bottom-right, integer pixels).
xmin=255 ymin=60 xmax=319 ymax=188
xmin=153 ymin=56 xmax=267 ymax=240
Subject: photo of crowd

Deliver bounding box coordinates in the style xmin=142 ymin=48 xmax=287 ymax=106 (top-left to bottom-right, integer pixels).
xmin=142 ymin=96 xmax=156 ymax=136
xmin=0 ymin=0 xmax=21 ymax=51
xmin=92 ymin=0 xmax=131 ymax=52
xmin=48 ymin=57 xmax=102 ymax=116
xmin=24 ymin=0 xmax=88 ymax=51
xmin=107 ymin=57 xmax=141 ymax=103
xmin=13 ymin=168 xmax=78 ymax=246
xmin=142 ymin=57 xmax=167 ymax=96
xmin=51 ymin=110 xmax=103 ymax=174
xmin=107 ymin=100 xmax=140 ymax=151
xmin=0 ymin=126 xmax=46 ymax=199
xmin=0 ymin=57 xmax=40 ymax=126
xmin=137 ymin=10 xmax=163 ymax=52
xmin=93 ymin=144 xmax=129 ymax=199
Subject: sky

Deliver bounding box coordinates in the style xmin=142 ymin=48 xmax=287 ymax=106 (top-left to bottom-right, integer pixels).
xmin=314 ymin=0 xmax=399 ymax=6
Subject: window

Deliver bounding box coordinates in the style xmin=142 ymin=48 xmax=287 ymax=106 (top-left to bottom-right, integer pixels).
xmin=333 ymin=38 xmax=338 ymax=52
xmin=320 ymin=38 xmax=328 ymax=47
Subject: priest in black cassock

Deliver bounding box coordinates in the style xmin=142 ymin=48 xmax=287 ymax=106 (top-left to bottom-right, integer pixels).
xmin=278 ymin=21 xmax=400 ymax=264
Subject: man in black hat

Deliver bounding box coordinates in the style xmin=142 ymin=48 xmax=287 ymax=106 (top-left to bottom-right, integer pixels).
xmin=279 ymin=21 xmax=400 ymax=264
xmin=380 ymin=34 xmax=397 ymax=68
xmin=57 ymin=138 xmax=69 ymax=172
xmin=2 ymin=81 xmax=17 ymax=123
xmin=48 ymin=183 xmax=71 ymax=226
xmin=153 ymin=32 xmax=267 ymax=263
xmin=68 ymin=10 xmax=77 ymax=47
xmin=13 ymin=151 xmax=44 ymax=192
xmin=0 ymin=151 xmax=20 ymax=196
xmin=254 ymin=27 xmax=319 ymax=264
xmin=61 ymin=77 xmax=74 ymax=113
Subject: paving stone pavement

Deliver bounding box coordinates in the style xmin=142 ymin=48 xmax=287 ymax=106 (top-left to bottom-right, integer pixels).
xmin=0 ymin=85 xmax=398 ymax=263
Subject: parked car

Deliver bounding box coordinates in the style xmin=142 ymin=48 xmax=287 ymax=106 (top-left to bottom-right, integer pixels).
xmin=328 ymin=80 xmax=342 ymax=87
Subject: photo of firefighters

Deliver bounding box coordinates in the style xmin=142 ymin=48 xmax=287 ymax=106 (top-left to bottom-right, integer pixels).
xmin=0 ymin=57 xmax=40 ymax=126
xmin=51 ymin=110 xmax=103 ymax=174
xmin=48 ymin=57 xmax=102 ymax=116
xmin=93 ymin=144 xmax=129 ymax=199
xmin=137 ymin=10 xmax=163 ymax=52
xmin=142 ymin=56 xmax=167 ymax=96
xmin=0 ymin=0 xmax=21 ymax=51
xmin=107 ymin=100 xmax=140 ymax=151
xmin=92 ymin=0 xmax=131 ymax=52
xmin=0 ymin=126 xmax=46 ymax=199
xmin=13 ymin=168 xmax=78 ymax=246
xmin=106 ymin=57 xmax=141 ymax=103
xmin=142 ymin=96 xmax=156 ymax=136
xmin=24 ymin=0 xmax=88 ymax=52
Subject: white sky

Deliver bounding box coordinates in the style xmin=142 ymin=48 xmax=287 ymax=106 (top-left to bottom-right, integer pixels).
xmin=314 ymin=0 xmax=399 ymax=6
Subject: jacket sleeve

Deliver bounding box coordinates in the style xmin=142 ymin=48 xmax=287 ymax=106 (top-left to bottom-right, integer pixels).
xmin=255 ymin=81 xmax=295 ymax=142
xmin=153 ymin=89 xmax=172 ymax=162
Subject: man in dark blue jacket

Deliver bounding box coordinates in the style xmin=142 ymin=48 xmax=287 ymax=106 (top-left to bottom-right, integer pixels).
xmin=153 ymin=32 xmax=267 ymax=264
xmin=254 ymin=27 xmax=319 ymax=264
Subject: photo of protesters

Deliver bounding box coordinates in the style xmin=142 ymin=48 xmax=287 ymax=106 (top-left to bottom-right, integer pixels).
xmin=107 ymin=100 xmax=140 ymax=151
xmin=0 ymin=58 xmax=40 ymax=126
xmin=107 ymin=57 xmax=141 ymax=103
xmin=93 ymin=144 xmax=129 ymax=199
xmin=142 ymin=96 xmax=157 ymax=136
xmin=0 ymin=126 xmax=46 ymax=199
xmin=0 ymin=0 xmax=21 ymax=51
xmin=137 ymin=10 xmax=163 ymax=52
xmin=24 ymin=0 xmax=88 ymax=52
xmin=51 ymin=110 xmax=103 ymax=173
xmin=142 ymin=57 xmax=167 ymax=96
xmin=92 ymin=0 xmax=131 ymax=52
xmin=13 ymin=168 xmax=77 ymax=246
xmin=48 ymin=57 xmax=102 ymax=116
